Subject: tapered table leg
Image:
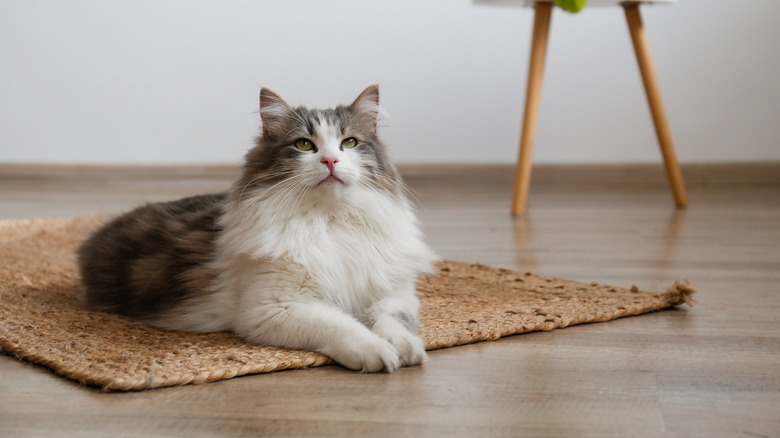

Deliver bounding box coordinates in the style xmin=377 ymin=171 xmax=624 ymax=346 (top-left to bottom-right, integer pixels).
xmin=624 ymin=3 xmax=688 ymax=207
xmin=511 ymin=1 xmax=553 ymax=217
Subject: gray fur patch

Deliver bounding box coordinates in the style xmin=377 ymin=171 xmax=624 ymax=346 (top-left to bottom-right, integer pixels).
xmin=392 ymin=311 xmax=419 ymax=333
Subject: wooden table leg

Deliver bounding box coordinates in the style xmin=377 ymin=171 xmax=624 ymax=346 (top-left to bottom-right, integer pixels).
xmin=624 ymin=3 xmax=688 ymax=208
xmin=511 ymin=1 xmax=553 ymax=217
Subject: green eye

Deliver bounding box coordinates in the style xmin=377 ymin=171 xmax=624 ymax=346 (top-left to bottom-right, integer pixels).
xmin=341 ymin=137 xmax=358 ymax=149
xmin=294 ymin=139 xmax=315 ymax=151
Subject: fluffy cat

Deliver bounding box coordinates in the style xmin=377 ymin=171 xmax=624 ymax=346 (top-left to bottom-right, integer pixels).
xmin=78 ymin=85 xmax=438 ymax=372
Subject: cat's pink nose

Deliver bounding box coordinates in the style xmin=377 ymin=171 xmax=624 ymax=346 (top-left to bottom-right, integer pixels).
xmin=321 ymin=156 xmax=339 ymax=173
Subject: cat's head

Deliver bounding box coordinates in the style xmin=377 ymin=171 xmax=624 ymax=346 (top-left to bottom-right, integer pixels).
xmin=238 ymin=85 xmax=403 ymax=203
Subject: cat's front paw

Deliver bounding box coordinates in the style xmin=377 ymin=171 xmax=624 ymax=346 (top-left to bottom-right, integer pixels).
xmin=370 ymin=322 xmax=428 ymax=367
xmin=324 ymin=335 xmax=401 ymax=373
xmin=385 ymin=330 xmax=429 ymax=367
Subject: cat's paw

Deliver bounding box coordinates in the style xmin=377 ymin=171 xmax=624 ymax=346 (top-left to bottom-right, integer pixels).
xmin=395 ymin=332 xmax=429 ymax=367
xmin=378 ymin=328 xmax=429 ymax=367
xmin=325 ymin=335 xmax=401 ymax=373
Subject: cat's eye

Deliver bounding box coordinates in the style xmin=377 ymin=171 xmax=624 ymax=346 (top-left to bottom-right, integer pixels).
xmin=294 ymin=139 xmax=315 ymax=152
xmin=341 ymin=137 xmax=358 ymax=150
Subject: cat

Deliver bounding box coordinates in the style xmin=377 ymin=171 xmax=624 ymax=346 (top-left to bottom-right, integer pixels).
xmin=77 ymin=85 xmax=438 ymax=372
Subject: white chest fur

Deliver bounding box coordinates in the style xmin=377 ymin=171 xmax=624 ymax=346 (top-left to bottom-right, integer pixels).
xmin=217 ymin=186 xmax=436 ymax=317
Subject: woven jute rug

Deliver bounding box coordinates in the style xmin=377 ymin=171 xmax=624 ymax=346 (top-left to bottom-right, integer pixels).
xmin=0 ymin=216 xmax=695 ymax=391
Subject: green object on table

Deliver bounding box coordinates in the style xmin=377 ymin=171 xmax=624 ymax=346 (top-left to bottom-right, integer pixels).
xmin=554 ymin=0 xmax=588 ymax=13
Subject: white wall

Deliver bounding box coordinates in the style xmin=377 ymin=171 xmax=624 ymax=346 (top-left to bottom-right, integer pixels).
xmin=1 ymin=0 xmax=778 ymax=165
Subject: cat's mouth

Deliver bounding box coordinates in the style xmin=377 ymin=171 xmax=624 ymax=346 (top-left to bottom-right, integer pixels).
xmin=318 ymin=174 xmax=344 ymax=186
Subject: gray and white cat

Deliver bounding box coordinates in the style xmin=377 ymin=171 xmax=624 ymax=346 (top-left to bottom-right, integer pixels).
xmin=78 ymin=85 xmax=438 ymax=372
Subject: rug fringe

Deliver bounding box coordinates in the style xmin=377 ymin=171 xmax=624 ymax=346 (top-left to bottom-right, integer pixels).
xmin=667 ymin=280 xmax=697 ymax=307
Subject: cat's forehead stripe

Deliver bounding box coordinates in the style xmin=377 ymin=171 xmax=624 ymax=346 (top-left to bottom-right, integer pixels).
xmin=315 ymin=116 xmax=340 ymax=139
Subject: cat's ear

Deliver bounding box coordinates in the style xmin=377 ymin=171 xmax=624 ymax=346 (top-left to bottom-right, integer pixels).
xmin=350 ymin=85 xmax=380 ymax=135
xmin=259 ymin=88 xmax=292 ymax=139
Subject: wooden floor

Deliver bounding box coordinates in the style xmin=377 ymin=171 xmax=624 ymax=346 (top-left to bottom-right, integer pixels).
xmin=1 ymin=164 xmax=779 ymax=437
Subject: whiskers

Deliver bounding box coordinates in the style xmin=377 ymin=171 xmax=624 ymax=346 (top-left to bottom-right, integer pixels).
xmin=230 ymin=164 xmax=416 ymax=236
xmin=233 ymin=170 xmax=308 ymax=230
xmin=354 ymin=176 xmax=408 ymax=210
xmin=398 ymin=182 xmax=425 ymax=212
xmin=263 ymin=173 xmax=312 ymax=228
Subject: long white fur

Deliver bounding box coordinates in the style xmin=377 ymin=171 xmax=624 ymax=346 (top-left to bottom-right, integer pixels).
xmin=163 ymin=117 xmax=438 ymax=372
